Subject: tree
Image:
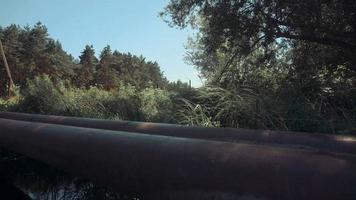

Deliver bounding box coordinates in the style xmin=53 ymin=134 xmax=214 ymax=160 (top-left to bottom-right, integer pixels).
xmin=0 ymin=28 xmax=17 ymax=96
xmin=162 ymin=0 xmax=356 ymax=133
xmin=96 ymin=47 xmax=168 ymax=90
xmin=95 ymin=45 xmax=118 ymax=90
xmin=0 ymin=22 xmax=75 ymax=94
xmin=162 ymin=0 xmax=356 ymax=75
xmin=0 ymin=23 xmax=169 ymax=95
xmin=76 ymin=45 xmax=98 ymax=88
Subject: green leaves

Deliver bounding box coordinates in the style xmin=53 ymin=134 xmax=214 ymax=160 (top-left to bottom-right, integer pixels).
xmin=140 ymin=87 xmax=174 ymax=122
xmin=162 ymin=0 xmax=356 ymax=133
xmin=0 ymin=23 xmax=169 ymax=95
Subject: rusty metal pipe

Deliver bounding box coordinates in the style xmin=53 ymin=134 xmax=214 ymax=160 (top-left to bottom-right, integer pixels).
xmin=0 ymin=118 xmax=356 ymax=199
xmin=0 ymin=112 xmax=355 ymax=155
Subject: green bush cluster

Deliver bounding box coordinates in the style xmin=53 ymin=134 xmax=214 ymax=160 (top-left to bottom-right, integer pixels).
xmin=18 ymin=75 xmax=67 ymax=114
xmin=1 ymin=74 xmax=354 ymax=133
xmin=139 ymin=87 xmax=173 ymax=122
xmin=10 ymin=75 xmax=174 ymax=123
xmin=0 ymin=97 xmax=19 ymax=112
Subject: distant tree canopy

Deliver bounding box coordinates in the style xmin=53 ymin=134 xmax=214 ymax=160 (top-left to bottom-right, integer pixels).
xmin=0 ymin=22 xmax=74 ymax=94
xmin=162 ymin=0 xmax=356 ymax=78
xmin=0 ymin=22 xmax=168 ymax=95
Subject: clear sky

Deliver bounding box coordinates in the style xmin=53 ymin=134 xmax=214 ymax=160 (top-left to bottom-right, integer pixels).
xmin=0 ymin=0 xmax=202 ymax=86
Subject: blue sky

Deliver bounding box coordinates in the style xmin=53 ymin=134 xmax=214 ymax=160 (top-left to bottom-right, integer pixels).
xmin=0 ymin=0 xmax=202 ymax=86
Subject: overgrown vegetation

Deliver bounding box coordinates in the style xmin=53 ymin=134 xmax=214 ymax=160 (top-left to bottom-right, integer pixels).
xmin=0 ymin=1 xmax=356 ymax=199
xmin=1 ymin=19 xmax=354 ymax=133
xmin=161 ymin=0 xmax=356 ymax=134
xmin=8 ymin=75 xmax=174 ymax=123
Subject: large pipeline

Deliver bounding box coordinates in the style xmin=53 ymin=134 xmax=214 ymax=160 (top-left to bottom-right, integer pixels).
xmin=1 ymin=112 xmax=356 ymax=155
xmin=0 ymin=118 xmax=356 ymax=199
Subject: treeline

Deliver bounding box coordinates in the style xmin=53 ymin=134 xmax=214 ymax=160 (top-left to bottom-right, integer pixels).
xmin=0 ymin=23 xmax=195 ymax=126
xmin=1 ymin=1 xmax=356 ymax=135
xmin=0 ymin=22 xmax=168 ymax=96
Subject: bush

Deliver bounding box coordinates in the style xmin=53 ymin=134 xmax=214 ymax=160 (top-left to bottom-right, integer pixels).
xmin=0 ymin=97 xmax=20 ymax=112
xmin=104 ymin=83 xmax=141 ymax=120
xmin=12 ymin=76 xmax=196 ymax=126
xmin=177 ymin=98 xmax=220 ymax=127
xmin=139 ymin=87 xmax=173 ymax=122
xmin=63 ymin=86 xmax=112 ymax=118
xmin=16 ymin=76 xmax=143 ymax=121
xmin=18 ymin=75 xmax=67 ymax=114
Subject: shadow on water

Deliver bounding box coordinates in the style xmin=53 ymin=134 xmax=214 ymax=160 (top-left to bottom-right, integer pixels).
xmin=0 ymin=149 xmax=137 ymax=200
xmin=0 ymin=149 xmax=262 ymax=200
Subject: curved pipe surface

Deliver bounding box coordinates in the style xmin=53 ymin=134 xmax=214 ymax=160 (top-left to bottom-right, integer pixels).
xmin=0 ymin=112 xmax=355 ymax=154
xmin=0 ymin=118 xmax=356 ymax=199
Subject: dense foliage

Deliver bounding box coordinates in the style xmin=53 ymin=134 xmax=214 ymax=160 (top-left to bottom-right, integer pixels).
xmin=0 ymin=5 xmax=355 ymax=133
xmin=8 ymin=75 xmax=173 ymax=123
xmin=162 ymin=0 xmax=356 ymax=133
xmin=0 ymin=1 xmax=355 ymax=198
xmin=0 ymin=23 xmax=168 ymax=96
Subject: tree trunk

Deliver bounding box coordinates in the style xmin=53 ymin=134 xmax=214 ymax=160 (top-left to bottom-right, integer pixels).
xmin=0 ymin=39 xmax=15 ymax=97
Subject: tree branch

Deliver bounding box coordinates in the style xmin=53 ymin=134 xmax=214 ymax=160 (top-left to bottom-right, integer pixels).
xmin=276 ymin=32 xmax=356 ymax=50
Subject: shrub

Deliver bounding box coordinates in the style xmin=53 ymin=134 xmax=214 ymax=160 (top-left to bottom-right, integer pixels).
xmin=63 ymin=87 xmax=112 ymax=118
xmin=139 ymin=87 xmax=173 ymax=122
xmin=0 ymin=96 xmax=20 ymax=112
xmin=14 ymin=76 xmax=198 ymax=126
xmin=177 ymin=98 xmax=220 ymax=127
xmin=104 ymin=83 xmax=141 ymax=120
xmin=18 ymin=75 xmax=67 ymax=114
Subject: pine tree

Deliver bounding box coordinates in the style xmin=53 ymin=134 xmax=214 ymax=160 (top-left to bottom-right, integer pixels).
xmin=76 ymin=45 xmax=98 ymax=87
